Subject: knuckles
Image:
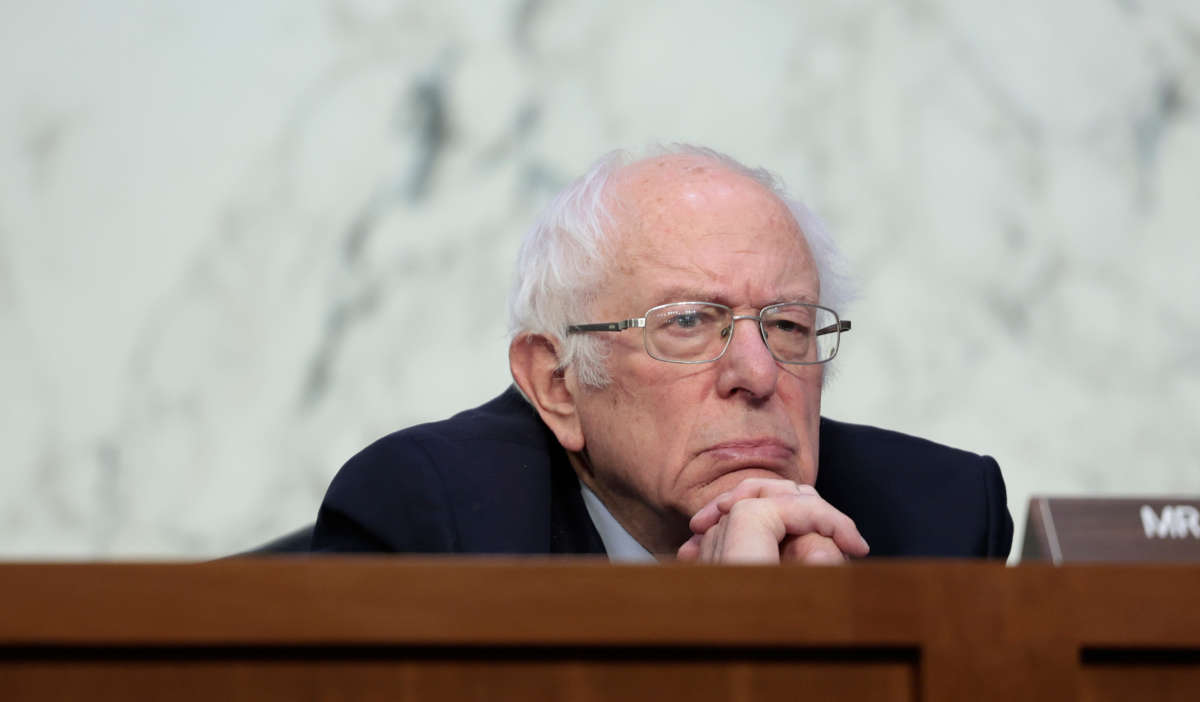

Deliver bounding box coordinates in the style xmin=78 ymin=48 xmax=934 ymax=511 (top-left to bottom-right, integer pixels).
xmin=686 ymin=477 xmax=865 ymax=564
xmin=725 ymin=497 xmax=775 ymax=525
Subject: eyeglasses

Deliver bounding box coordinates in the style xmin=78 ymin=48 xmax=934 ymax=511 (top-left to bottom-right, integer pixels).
xmin=567 ymin=301 xmax=850 ymax=365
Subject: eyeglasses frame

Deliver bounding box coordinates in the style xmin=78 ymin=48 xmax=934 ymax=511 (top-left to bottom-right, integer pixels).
xmin=565 ymin=301 xmax=851 ymax=365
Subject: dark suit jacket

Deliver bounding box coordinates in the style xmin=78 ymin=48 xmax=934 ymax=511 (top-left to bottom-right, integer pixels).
xmin=313 ymin=387 xmax=1013 ymax=558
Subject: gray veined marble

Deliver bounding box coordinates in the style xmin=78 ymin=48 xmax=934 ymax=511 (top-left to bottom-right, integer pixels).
xmin=0 ymin=0 xmax=1198 ymax=558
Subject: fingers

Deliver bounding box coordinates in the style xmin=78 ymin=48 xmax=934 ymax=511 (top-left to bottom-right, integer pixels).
xmin=679 ymin=525 xmax=725 ymax=562
xmin=781 ymin=533 xmax=847 ymax=565
xmin=717 ymin=479 xmax=818 ymax=513
xmin=690 ymin=478 xmax=816 ymax=533
xmin=704 ymin=517 xmax=727 ymax=561
xmin=677 ymin=514 xmax=781 ymax=564
xmin=677 ymin=534 xmax=702 ymax=561
xmin=752 ymin=496 xmax=868 ymax=557
xmin=716 ymin=503 xmax=785 ymax=564
xmin=682 ymin=477 xmax=870 ymax=562
xmin=689 ymin=478 xmax=868 ymax=557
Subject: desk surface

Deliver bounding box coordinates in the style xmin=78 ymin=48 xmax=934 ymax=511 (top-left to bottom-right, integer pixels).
xmin=2 ymin=560 xmax=1198 ymax=701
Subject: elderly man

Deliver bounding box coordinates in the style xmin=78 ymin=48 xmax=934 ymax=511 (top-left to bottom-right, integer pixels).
xmin=313 ymin=146 xmax=1013 ymax=562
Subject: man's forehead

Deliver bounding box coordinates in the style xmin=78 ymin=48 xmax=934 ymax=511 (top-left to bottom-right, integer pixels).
xmin=598 ymin=154 xmax=818 ymax=306
xmin=613 ymin=157 xmax=798 ymax=238
xmin=614 ymin=154 xmax=763 ymax=206
xmin=644 ymin=283 xmax=819 ymax=309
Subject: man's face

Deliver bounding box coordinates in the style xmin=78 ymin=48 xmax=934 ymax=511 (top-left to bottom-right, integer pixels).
xmin=569 ymin=157 xmax=824 ymax=548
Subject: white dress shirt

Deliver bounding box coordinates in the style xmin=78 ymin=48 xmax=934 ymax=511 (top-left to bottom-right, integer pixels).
xmin=579 ymin=483 xmax=658 ymax=563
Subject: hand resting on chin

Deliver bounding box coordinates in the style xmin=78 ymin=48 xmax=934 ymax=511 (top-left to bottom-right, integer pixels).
xmin=676 ymin=478 xmax=870 ymax=564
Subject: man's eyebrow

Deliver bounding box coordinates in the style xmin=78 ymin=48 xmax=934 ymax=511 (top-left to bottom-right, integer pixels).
xmin=647 ymin=288 xmax=819 ymax=308
xmin=651 ymin=287 xmax=727 ymax=305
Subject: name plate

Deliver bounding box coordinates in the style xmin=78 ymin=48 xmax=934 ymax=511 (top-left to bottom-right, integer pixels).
xmin=1021 ymin=496 xmax=1200 ymax=563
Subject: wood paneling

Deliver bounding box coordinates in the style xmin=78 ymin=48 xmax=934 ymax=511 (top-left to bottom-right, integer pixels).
xmin=0 ymin=560 xmax=1197 ymax=701
xmin=2 ymin=655 xmax=916 ymax=702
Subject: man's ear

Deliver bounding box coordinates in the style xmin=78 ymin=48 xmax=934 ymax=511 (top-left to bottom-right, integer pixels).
xmin=509 ymin=334 xmax=585 ymax=452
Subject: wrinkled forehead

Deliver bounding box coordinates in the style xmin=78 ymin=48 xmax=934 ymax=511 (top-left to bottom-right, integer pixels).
xmin=605 ymin=155 xmax=815 ymax=285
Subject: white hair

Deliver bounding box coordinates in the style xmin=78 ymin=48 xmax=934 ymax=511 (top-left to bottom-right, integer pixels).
xmin=508 ymin=144 xmax=855 ymax=388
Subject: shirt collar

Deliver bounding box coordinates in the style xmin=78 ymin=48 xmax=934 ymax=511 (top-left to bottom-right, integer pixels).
xmin=579 ymin=483 xmax=658 ymax=563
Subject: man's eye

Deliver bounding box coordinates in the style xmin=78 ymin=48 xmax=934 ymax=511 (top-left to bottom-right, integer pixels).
xmin=662 ymin=308 xmax=722 ymax=331
xmin=770 ymin=320 xmax=810 ymax=335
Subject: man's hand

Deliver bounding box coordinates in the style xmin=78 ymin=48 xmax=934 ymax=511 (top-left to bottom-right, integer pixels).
xmin=676 ymin=478 xmax=869 ymax=564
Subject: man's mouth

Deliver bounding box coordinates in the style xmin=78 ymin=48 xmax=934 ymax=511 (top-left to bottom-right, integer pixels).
xmin=701 ymin=439 xmax=795 ymax=467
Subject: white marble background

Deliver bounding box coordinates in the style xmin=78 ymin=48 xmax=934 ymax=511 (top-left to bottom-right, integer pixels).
xmin=1 ymin=0 xmax=1197 ymax=558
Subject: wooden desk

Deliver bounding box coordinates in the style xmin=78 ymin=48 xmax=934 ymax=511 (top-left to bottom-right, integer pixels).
xmin=1 ymin=560 xmax=1197 ymax=701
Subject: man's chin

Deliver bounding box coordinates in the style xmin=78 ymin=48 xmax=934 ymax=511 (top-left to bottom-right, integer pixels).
xmin=687 ymin=466 xmax=799 ymax=510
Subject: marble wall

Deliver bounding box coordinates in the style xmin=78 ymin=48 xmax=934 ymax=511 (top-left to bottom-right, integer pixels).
xmin=1 ymin=0 xmax=1197 ymax=558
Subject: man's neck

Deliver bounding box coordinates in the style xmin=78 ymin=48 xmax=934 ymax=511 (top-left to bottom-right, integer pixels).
xmin=568 ymin=453 xmax=691 ymax=556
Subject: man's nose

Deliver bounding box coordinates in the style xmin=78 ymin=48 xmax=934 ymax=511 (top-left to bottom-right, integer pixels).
xmin=714 ymin=316 xmax=780 ymax=399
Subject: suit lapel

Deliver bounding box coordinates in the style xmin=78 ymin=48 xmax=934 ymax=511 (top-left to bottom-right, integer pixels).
xmin=547 ymin=441 xmax=605 ymax=555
